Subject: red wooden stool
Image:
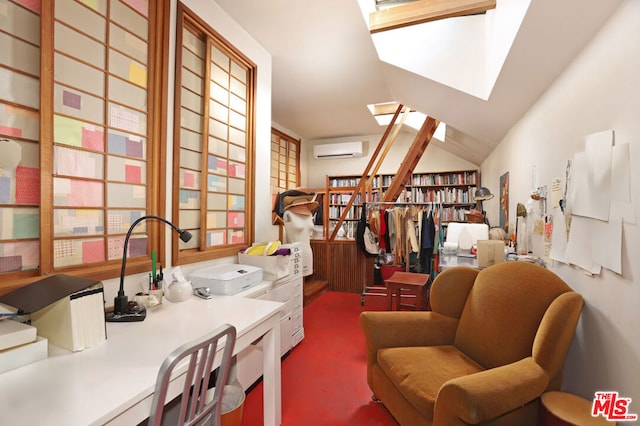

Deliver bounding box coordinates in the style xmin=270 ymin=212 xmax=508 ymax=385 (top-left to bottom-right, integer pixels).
xmin=384 ymin=271 xmax=430 ymax=311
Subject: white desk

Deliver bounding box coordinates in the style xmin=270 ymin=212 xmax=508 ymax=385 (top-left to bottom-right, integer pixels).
xmin=0 ymin=295 xmax=283 ymax=426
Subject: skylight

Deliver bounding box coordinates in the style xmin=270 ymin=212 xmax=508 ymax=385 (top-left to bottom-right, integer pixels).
xmin=357 ymin=0 xmax=531 ymax=100
xmin=367 ymin=102 xmax=447 ymax=142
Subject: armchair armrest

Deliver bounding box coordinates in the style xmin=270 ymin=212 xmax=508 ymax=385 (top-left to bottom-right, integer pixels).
xmin=434 ymin=357 xmax=548 ymax=425
xmin=360 ymin=311 xmax=458 ymax=358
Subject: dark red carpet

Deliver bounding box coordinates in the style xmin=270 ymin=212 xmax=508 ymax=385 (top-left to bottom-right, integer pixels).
xmin=242 ymin=291 xmax=399 ymax=426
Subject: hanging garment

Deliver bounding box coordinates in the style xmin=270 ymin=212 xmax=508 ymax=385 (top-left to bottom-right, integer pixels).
xmin=420 ymin=210 xmax=436 ymax=274
xmin=379 ymin=209 xmax=387 ymax=250
xmin=356 ymin=203 xmax=379 ymax=257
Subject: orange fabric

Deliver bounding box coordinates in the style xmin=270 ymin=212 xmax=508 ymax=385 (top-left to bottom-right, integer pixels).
xmin=378 ymin=345 xmax=483 ymax=420
xmin=454 ymin=262 xmax=573 ymax=370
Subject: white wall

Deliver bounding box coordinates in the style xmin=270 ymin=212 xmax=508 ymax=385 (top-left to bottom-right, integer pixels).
xmin=103 ymin=1 xmax=276 ymax=303
xmin=305 ymin=132 xmax=478 ymax=188
xmin=481 ymin=0 xmax=640 ymax=403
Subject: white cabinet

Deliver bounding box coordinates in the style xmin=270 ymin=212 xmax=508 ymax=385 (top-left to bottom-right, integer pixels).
xmin=235 ymin=242 xmax=304 ymax=389
xmin=283 ymin=242 xmax=304 ymax=347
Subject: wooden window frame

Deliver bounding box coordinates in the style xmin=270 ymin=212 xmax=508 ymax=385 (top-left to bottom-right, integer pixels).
xmin=0 ymin=0 xmax=170 ymax=295
xmin=270 ymin=127 xmax=301 ymax=192
xmin=171 ymin=4 xmax=256 ymax=266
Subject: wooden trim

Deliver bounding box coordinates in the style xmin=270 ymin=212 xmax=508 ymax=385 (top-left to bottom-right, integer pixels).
xmin=369 ymin=0 xmax=496 ymax=33
xmin=39 ymin=0 xmax=54 ymax=275
xmin=172 ymin=4 xmax=257 ymax=266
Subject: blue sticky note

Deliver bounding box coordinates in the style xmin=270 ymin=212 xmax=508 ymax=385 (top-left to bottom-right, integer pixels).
xmin=0 ymin=177 xmax=10 ymax=203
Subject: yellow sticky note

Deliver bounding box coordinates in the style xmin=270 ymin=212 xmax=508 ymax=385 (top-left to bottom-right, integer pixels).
xmin=129 ymin=62 xmax=147 ymax=88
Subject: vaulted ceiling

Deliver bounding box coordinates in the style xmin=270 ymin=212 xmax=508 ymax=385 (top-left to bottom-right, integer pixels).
xmin=215 ymin=0 xmax=623 ymax=165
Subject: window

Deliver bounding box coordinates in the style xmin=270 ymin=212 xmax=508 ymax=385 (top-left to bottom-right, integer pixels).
xmin=0 ymin=0 xmax=167 ymax=293
xmin=270 ymin=128 xmax=300 ymax=192
xmin=172 ymin=5 xmax=256 ymax=265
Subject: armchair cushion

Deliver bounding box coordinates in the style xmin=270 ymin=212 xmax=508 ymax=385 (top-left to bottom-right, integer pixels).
xmin=378 ymin=345 xmax=483 ymax=420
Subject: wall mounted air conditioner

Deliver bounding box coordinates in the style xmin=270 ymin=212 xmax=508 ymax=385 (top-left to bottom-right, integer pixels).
xmin=312 ymin=141 xmax=363 ymax=160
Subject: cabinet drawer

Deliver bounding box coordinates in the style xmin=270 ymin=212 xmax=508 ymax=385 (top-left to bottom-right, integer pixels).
xmin=292 ymin=312 xmax=303 ymax=332
xmin=271 ymin=281 xmax=293 ymax=302
xmin=292 ymin=328 xmax=304 ymax=347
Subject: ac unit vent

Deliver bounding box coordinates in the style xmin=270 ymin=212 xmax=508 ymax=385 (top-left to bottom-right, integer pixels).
xmin=312 ymin=141 xmax=363 ymax=160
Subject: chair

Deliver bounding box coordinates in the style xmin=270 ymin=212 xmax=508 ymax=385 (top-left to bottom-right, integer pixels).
xmin=360 ymin=262 xmax=584 ymax=426
xmin=148 ymin=324 xmax=237 ymax=426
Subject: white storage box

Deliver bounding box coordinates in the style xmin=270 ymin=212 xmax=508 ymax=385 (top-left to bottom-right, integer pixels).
xmin=238 ymin=252 xmax=290 ymax=281
xmin=189 ymin=264 xmax=263 ymax=295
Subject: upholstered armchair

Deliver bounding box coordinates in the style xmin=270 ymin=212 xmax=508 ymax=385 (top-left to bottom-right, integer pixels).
xmin=360 ymin=262 xmax=584 ymax=426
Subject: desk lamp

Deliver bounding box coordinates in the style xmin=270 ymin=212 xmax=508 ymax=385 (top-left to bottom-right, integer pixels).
xmin=474 ymin=187 xmax=494 ymax=224
xmin=106 ymin=215 xmax=192 ymax=323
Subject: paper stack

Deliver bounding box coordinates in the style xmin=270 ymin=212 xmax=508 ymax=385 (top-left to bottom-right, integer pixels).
xmin=0 ymin=274 xmax=107 ymax=352
xmin=31 ymin=283 xmax=106 ymax=352
xmin=0 ymin=320 xmax=48 ymax=374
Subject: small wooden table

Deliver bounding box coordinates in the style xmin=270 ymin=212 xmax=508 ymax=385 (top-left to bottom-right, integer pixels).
xmin=384 ymin=271 xmax=430 ymax=311
xmin=540 ymin=391 xmax=611 ymax=426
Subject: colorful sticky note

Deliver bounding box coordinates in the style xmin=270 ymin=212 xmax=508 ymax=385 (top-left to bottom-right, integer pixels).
xmin=122 ymin=0 xmax=148 ymax=17
xmin=13 ymin=213 xmax=39 ymax=239
xmin=54 ymin=115 xmax=83 ymax=147
xmin=0 ymin=176 xmax=10 ymax=203
xmin=125 ymin=164 xmax=142 ymax=183
xmin=125 ymin=138 xmax=144 ymax=158
xmin=129 ymin=62 xmax=147 ymax=88
xmin=0 ymin=256 xmax=22 ymax=273
xmin=15 ymin=166 xmax=40 ymax=204
xmin=183 ymin=172 xmax=195 ymax=187
xmin=82 ymin=126 xmax=104 ymax=151
xmin=82 ymin=240 xmax=105 ymax=263
xmin=108 ymin=132 xmax=127 ymax=155
xmin=0 ymin=125 xmax=22 ymax=137
xmin=63 ymin=90 xmax=82 ymax=110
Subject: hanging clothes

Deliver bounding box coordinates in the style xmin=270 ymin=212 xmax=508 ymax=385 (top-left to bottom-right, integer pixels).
xmin=420 ymin=210 xmax=436 ymax=274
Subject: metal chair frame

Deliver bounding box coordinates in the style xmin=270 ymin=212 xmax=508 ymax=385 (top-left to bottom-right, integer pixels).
xmin=148 ymin=324 xmax=237 ymax=426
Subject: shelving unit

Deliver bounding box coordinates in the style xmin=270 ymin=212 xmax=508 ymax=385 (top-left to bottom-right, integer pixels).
xmin=325 ymin=175 xmax=365 ymax=240
xmin=325 ymin=170 xmax=479 ymax=238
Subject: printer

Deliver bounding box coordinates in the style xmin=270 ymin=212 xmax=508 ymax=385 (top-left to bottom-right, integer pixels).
xmin=189 ymin=264 xmax=263 ymax=295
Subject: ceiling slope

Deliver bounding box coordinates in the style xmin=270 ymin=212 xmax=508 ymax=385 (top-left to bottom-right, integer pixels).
xmin=214 ymin=0 xmax=623 ymax=165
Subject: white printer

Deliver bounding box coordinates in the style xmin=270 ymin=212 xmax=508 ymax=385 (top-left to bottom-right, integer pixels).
xmin=189 ymin=264 xmax=263 ymax=295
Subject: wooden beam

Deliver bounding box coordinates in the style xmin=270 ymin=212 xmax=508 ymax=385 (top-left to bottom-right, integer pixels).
xmin=328 ymin=104 xmax=405 ymax=241
xmin=382 ymin=116 xmax=438 ymax=202
xmin=369 ymin=0 xmax=496 ymax=34
xmin=371 ymin=102 xmax=415 ymax=116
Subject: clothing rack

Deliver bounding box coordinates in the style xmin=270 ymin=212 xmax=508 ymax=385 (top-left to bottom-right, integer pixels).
xmin=361 ymin=201 xmax=438 ymax=306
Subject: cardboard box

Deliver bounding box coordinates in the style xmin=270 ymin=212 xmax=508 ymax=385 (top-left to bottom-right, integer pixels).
xmin=477 ymin=240 xmax=506 ymax=267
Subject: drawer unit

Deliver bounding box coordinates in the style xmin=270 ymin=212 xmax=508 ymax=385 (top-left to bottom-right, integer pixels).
xmin=282 ymin=242 xmax=304 ymax=347
xmin=236 ymin=241 xmax=305 ymax=390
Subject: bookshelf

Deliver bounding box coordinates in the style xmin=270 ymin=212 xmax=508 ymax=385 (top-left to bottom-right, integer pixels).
xmin=325 ymin=169 xmax=479 ymax=240
xmin=325 ymin=175 xmax=365 ymax=240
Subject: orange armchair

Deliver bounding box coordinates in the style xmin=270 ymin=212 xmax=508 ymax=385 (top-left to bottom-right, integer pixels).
xmin=360 ymin=262 xmax=584 ymax=425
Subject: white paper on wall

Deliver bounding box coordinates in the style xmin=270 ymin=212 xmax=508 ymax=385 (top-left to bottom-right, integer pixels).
xmin=571 ymin=130 xmax=613 ymax=221
xmin=565 ymin=215 xmax=601 ymax=275
xmin=592 ymin=214 xmax=622 ymax=274
xmin=610 ymin=143 xmax=635 ymax=224
xmin=549 ymin=207 xmax=568 ymax=264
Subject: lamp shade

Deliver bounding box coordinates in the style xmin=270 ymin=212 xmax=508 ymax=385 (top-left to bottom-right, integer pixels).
xmin=474 ymin=187 xmax=494 ymax=201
